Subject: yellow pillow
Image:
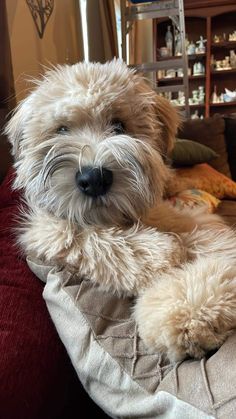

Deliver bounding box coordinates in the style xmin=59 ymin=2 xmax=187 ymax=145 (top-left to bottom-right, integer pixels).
xmin=167 ymin=189 xmax=220 ymax=213
xmin=173 ymin=163 xmax=236 ymax=199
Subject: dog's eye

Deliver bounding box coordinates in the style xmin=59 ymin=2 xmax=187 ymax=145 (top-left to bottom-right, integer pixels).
xmin=112 ymin=119 xmax=125 ymax=135
xmin=57 ymin=125 xmax=69 ymax=134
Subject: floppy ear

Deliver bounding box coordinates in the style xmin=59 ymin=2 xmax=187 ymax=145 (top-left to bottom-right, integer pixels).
xmin=152 ymin=93 xmax=181 ymax=156
xmin=133 ymin=77 xmax=181 ymax=158
xmin=4 ymin=98 xmax=31 ymax=158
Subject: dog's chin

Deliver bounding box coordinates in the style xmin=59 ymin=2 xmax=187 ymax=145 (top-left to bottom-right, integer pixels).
xmin=41 ymin=191 xmax=149 ymax=228
xmin=73 ymin=203 xmax=139 ymax=228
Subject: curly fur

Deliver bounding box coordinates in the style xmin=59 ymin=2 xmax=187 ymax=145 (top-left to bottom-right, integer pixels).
xmin=6 ymin=59 xmax=236 ymax=362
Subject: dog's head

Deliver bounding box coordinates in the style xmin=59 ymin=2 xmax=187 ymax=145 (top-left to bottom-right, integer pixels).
xmin=6 ymin=60 xmax=179 ymax=226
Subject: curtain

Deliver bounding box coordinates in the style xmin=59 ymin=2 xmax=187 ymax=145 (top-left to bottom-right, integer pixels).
xmin=0 ymin=0 xmax=15 ymax=111
xmin=86 ymin=0 xmax=118 ymax=62
xmin=0 ymin=0 xmax=14 ymax=180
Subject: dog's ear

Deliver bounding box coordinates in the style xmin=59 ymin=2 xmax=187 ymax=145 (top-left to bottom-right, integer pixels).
xmin=152 ymin=92 xmax=181 ymax=157
xmin=134 ymin=77 xmax=180 ymax=157
xmin=4 ymin=97 xmax=31 ymax=158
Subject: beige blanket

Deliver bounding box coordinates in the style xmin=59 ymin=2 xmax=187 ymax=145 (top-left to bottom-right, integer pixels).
xmin=27 ymin=253 xmax=236 ymax=419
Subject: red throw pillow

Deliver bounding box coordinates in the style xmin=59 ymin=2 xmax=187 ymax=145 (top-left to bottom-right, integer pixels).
xmin=0 ymin=169 xmax=108 ymax=419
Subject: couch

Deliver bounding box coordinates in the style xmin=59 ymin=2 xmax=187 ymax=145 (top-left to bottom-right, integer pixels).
xmin=0 ymin=114 xmax=236 ymax=418
xmin=0 ymin=158 xmax=110 ymax=416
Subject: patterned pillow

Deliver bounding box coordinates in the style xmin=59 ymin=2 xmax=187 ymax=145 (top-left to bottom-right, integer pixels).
xmin=168 ymin=189 xmax=220 ymax=213
xmin=172 ymin=163 xmax=236 ymax=199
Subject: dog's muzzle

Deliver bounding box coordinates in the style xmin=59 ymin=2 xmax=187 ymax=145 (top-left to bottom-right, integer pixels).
xmin=75 ymin=166 xmax=113 ymax=197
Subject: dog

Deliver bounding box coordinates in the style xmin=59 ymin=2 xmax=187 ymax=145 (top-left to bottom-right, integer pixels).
xmin=6 ymin=59 xmax=236 ymax=362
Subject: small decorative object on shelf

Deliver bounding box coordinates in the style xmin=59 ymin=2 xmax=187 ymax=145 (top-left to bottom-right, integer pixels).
xmin=213 ymin=34 xmax=220 ymax=43
xmin=174 ymin=29 xmax=182 ymax=56
xmin=191 ymin=110 xmax=200 ymax=119
xmin=198 ymin=86 xmax=205 ymax=104
xmin=211 ymin=85 xmax=218 ymax=103
xmin=213 ymin=54 xmax=232 ymax=71
xmin=191 ymin=110 xmax=204 ymax=119
xmin=210 ymin=54 xmax=216 ymax=70
xmin=210 ymin=86 xmax=236 ymax=104
xmin=169 ymin=91 xmax=185 ymax=106
xmin=169 ymin=86 xmax=205 ymax=107
xmin=177 ymin=68 xmax=184 ymax=77
xmin=223 ymin=88 xmax=236 ymax=102
xmin=230 ymin=50 xmax=236 ymax=69
xmin=229 ymin=31 xmax=236 ymax=41
xmin=185 ymin=34 xmax=190 ymax=52
xmin=159 ymin=47 xmax=169 ymax=58
xmin=177 ymin=91 xmax=185 ymax=106
xmin=213 ymin=31 xmax=236 ymax=43
xmin=193 ymin=62 xmax=205 ymax=76
xmin=165 ymin=25 xmax=173 ymax=57
xmin=211 ymin=85 xmax=224 ymax=103
xmin=165 ymin=69 xmax=176 ymax=78
xmin=196 ymin=36 xmax=207 ymax=54
xmin=189 ymin=86 xmax=205 ymax=105
xmin=187 ymin=41 xmax=196 ymax=55
xmin=157 ymin=70 xmax=166 ymax=79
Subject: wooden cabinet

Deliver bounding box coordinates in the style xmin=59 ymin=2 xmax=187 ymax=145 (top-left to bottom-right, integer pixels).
xmin=154 ymin=1 xmax=236 ymax=117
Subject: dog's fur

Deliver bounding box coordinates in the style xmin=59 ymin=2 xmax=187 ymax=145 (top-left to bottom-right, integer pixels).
xmin=6 ymin=60 xmax=236 ymax=361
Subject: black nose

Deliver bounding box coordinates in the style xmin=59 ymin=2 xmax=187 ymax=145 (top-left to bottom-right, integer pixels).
xmin=75 ymin=166 xmax=113 ymax=197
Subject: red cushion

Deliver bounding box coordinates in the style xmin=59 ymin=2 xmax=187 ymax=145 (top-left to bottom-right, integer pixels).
xmin=0 ymin=169 xmax=107 ymax=419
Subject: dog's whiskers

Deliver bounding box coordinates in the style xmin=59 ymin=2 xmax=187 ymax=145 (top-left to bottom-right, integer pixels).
xmin=41 ymin=149 xmax=82 ymax=188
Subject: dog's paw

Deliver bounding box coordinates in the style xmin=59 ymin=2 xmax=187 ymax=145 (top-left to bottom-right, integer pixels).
xmin=134 ymin=257 xmax=236 ymax=362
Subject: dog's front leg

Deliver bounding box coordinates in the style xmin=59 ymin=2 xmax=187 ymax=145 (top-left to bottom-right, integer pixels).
xmin=20 ymin=210 xmax=186 ymax=297
xmin=62 ymin=224 xmax=186 ymax=297
xmin=135 ymin=223 xmax=236 ymax=362
xmin=135 ymin=255 xmax=236 ymax=362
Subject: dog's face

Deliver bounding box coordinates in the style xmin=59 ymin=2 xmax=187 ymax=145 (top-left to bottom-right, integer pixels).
xmin=6 ymin=60 xmax=179 ymax=227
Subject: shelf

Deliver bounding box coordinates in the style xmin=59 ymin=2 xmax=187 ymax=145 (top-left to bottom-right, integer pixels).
xmin=211 ymin=41 xmax=236 ymax=49
xmin=210 ymin=101 xmax=236 ymax=107
xmin=157 ymin=75 xmax=205 ymax=82
xmin=188 ymin=53 xmax=206 ymax=60
xmin=132 ymin=57 xmax=184 ymax=72
xmin=156 ymin=55 xmax=184 ymax=61
xmin=161 ymin=53 xmax=206 ymax=60
xmin=156 ymin=53 xmax=206 ymax=61
xmin=211 ymin=68 xmax=236 ymax=75
xmin=175 ymin=103 xmax=205 ymax=108
xmin=154 ymin=6 xmax=236 ymax=117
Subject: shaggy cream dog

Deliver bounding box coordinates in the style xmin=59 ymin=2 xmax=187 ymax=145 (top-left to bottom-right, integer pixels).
xmin=6 ymin=60 xmax=236 ymax=362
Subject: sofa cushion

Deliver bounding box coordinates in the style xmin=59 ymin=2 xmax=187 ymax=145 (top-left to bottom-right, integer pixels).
xmin=167 ymin=188 xmax=220 ymax=213
xmin=171 ymin=163 xmax=236 ymax=199
xmin=224 ymin=115 xmax=236 ymax=181
xmin=171 ymin=139 xmax=218 ymax=167
xmin=178 ymin=115 xmax=231 ymax=178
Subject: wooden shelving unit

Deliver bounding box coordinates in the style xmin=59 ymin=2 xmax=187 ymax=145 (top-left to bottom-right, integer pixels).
xmin=211 ymin=69 xmax=236 ymax=75
xmin=210 ymin=101 xmax=236 ymax=107
xmin=153 ymin=1 xmax=236 ymax=117
xmin=158 ymin=74 xmax=205 ymax=83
